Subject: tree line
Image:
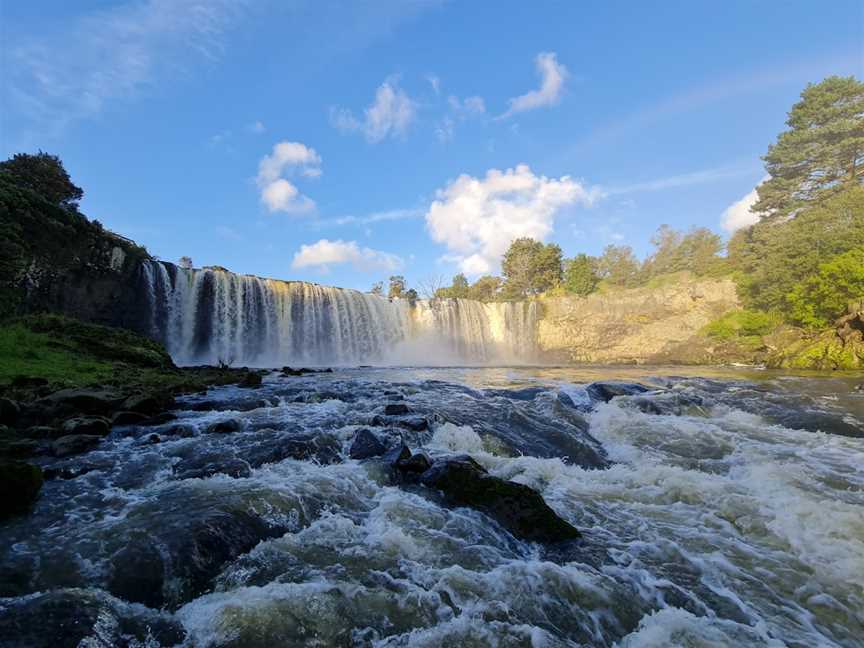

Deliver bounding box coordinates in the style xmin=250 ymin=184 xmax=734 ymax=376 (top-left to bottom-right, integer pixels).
xmin=379 ymin=76 xmax=864 ymax=331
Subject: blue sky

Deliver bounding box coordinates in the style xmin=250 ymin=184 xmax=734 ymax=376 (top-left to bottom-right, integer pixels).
xmin=2 ymin=0 xmax=861 ymax=291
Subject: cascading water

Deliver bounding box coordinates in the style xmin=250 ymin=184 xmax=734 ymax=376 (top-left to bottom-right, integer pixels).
xmin=140 ymin=261 xmax=539 ymax=366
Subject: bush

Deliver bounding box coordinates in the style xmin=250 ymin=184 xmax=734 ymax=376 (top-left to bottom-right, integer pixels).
xmin=704 ymin=310 xmax=781 ymax=340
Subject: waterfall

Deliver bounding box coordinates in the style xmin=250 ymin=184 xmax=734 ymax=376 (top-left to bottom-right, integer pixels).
xmin=140 ymin=261 xmax=538 ymax=366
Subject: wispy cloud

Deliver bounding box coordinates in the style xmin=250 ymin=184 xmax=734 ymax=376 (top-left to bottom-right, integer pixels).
xmin=330 ymin=76 xmax=416 ymax=143
xmin=436 ymin=94 xmax=486 ymax=142
xmin=604 ymin=162 xmax=760 ymax=196
xmin=291 ymin=239 xmax=404 ymax=273
xmin=315 ymin=208 xmax=423 ymax=228
xmin=6 ymin=0 xmax=250 ymax=136
xmin=498 ymin=52 xmax=567 ymax=120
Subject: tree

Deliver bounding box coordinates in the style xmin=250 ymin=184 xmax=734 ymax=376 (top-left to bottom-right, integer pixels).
xmin=644 ymin=225 xmax=722 ymax=277
xmin=178 ymin=256 xmax=194 ymax=269
xmin=388 ymin=275 xmax=406 ymax=299
xmin=563 ymin=254 xmax=598 ymax=296
xmin=404 ymin=288 xmax=419 ymax=301
xmin=467 ymin=275 xmax=502 ymax=301
xmin=0 ymin=151 xmax=84 ymax=209
xmin=370 ymin=281 xmax=384 ymax=296
xmin=788 ymin=247 xmax=864 ymax=328
xmin=645 ymin=225 xmax=684 ymax=277
xmin=501 ymin=238 xmax=563 ymax=298
xmin=754 ymin=76 xmax=864 ymax=218
xmin=596 ymin=244 xmax=641 ymax=287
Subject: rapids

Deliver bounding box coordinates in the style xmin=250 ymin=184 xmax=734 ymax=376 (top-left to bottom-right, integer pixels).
xmin=1 ymin=366 xmax=862 ymax=647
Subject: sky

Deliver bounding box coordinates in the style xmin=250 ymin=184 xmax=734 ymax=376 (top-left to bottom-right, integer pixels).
xmin=1 ymin=0 xmax=862 ymax=292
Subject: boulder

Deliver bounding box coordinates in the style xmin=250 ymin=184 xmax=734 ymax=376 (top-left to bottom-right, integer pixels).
xmin=398 ymin=451 xmax=432 ymax=474
xmin=106 ymin=509 xmax=284 ymax=609
xmin=0 ymin=438 xmax=43 ymax=459
xmin=111 ymin=411 xmax=151 ymax=426
xmin=40 ymin=388 xmax=122 ymax=415
xmin=0 ymin=398 xmax=20 ymax=426
xmin=585 ymin=382 xmax=652 ymax=404
xmin=205 ymin=418 xmax=243 ymax=434
xmin=174 ymin=456 xmax=252 ymax=480
xmin=142 ymin=412 xmax=177 ymax=426
xmin=0 ymin=461 xmax=43 ymax=519
xmin=61 ymin=416 xmax=110 ymax=437
xmin=23 ymin=426 xmax=62 ymax=439
xmin=122 ymin=391 xmax=175 ymax=416
xmin=238 ymin=372 xmax=263 ymax=388
xmin=246 ymin=433 xmax=342 ymax=467
xmin=349 ymin=429 xmax=387 ymax=459
xmin=419 ymin=455 xmax=581 ymax=543
xmin=52 ymin=434 xmax=102 ymax=457
xmin=163 ymin=423 xmax=198 ymax=438
xmin=381 ymin=444 xmax=411 ymax=467
xmin=0 ymin=588 xmax=185 ymax=648
xmin=383 ymin=403 xmax=410 ymax=416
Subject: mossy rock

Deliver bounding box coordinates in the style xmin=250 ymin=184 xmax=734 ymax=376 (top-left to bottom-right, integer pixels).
xmin=0 ymin=460 xmax=43 ymax=519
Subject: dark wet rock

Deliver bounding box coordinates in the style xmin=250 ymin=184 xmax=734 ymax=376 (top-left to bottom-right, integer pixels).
xmin=0 ymin=461 xmax=43 ymax=519
xmin=398 ymin=451 xmax=432 ymax=474
xmin=40 ymin=388 xmax=123 ymax=415
xmin=9 ymin=376 xmax=49 ymax=390
xmin=137 ymin=433 xmax=162 ymax=445
xmin=0 ymin=588 xmax=186 ymax=648
xmin=398 ymin=416 xmax=429 ymax=432
xmin=239 ymin=371 xmax=263 ymax=388
xmin=281 ymin=366 xmax=320 ymax=376
xmin=419 ymin=455 xmax=581 ymax=543
xmin=122 ymin=391 xmax=175 ymax=415
xmin=110 ymin=411 xmax=150 ymax=426
xmin=61 ymin=416 xmax=110 ymax=437
xmin=174 ymin=456 xmax=252 ymax=480
xmin=163 ymin=423 xmax=198 ymax=438
xmin=0 ymin=438 xmax=44 ymax=459
xmin=586 ymin=382 xmax=653 ymax=403
xmin=43 ymin=464 xmax=100 ymax=481
xmin=106 ymin=509 xmax=285 ymax=610
xmin=245 ymin=433 xmax=343 ymax=467
xmin=384 ymin=403 xmax=410 ymax=416
xmin=0 ymin=397 xmax=20 ymax=425
xmin=382 ymin=443 xmax=411 ymax=467
xmin=349 ymin=428 xmax=387 ymax=459
xmin=206 ymin=418 xmax=243 ymax=434
xmin=484 ymin=387 xmax=548 ymax=401
xmin=52 ymin=434 xmax=102 ymax=457
xmin=187 ymin=398 xmax=270 ymax=413
xmin=23 ymin=425 xmax=61 ymax=439
xmin=142 ymin=412 xmax=177 ymax=426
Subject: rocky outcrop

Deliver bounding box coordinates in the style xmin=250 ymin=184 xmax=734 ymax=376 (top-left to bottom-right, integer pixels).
xmin=537 ymin=274 xmax=739 ymax=364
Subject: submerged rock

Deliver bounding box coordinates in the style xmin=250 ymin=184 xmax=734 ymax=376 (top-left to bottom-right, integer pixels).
xmin=383 ymin=403 xmax=410 ymax=416
xmin=206 ymin=418 xmax=243 ymax=434
xmin=0 ymin=588 xmax=185 ymax=648
xmin=0 ymin=461 xmax=43 ymax=519
xmin=52 ymin=434 xmax=102 ymax=457
xmin=245 ymin=433 xmax=343 ymax=467
xmin=174 ymin=456 xmax=252 ymax=480
xmin=585 ymin=382 xmax=652 ymax=404
xmin=106 ymin=509 xmax=285 ymax=609
xmin=238 ymin=371 xmax=263 ymax=388
xmin=419 ymin=455 xmax=581 ymax=543
xmin=110 ymin=411 xmax=150 ymax=426
xmin=349 ymin=428 xmax=386 ymax=459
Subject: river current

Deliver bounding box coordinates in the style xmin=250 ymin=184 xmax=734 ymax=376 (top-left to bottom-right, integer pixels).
xmin=1 ymin=366 xmax=862 ymax=647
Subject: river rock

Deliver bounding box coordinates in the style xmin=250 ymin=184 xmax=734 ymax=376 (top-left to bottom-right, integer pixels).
xmin=398 ymin=451 xmax=432 ymax=474
xmin=106 ymin=509 xmax=285 ymax=609
xmin=0 ymin=397 xmax=20 ymax=425
xmin=40 ymin=388 xmax=123 ymax=415
xmin=0 ymin=438 xmax=44 ymax=459
xmin=419 ymin=455 xmax=581 ymax=543
xmin=383 ymin=403 xmax=410 ymax=416
xmin=111 ymin=410 xmax=151 ymax=426
xmin=174 ymin=456 xmax=252 ymax=480
xmin=23 ymin=425 xmax=61 ymax=439
xmin=0 ymin=461 xmax=43 ymax=519
xmin=61 ymin=416 xmax=110 ymax=436
xmin=163 ymin=423 xmax=198 ymax=438
xmin=239 ymin=371 xmax=263 ymax=388
xmin=0 ymin=588 xmax=185 ymax=648
xmin=246 ymin=433 xmax=342 ymax=466
xmin=205 ymin=418 xmax=243 ymax=434
xmin=349 ymin=429 xmax=387 ymax=459
xmin=123 ymin=391 xmax=175 ymax=415
xmin=585 ymin=382 xmax=652 ymax=404
xmin=52 ymin=434 xmax=103 ymax=457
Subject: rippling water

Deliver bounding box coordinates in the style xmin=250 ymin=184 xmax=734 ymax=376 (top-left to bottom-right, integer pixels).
xmin=1 ymin=366 xmax=863 ymax=647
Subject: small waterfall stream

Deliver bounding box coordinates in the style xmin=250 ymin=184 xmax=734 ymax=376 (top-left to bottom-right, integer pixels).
xmin=140 ymin=261 xmax=538 ymax=366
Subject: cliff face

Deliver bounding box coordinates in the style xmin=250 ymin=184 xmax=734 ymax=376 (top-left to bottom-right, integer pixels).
xmin=0 ymin=178 xmax=150 ymax=330
xmin=537 ymin=276 xmax=740 ymax=364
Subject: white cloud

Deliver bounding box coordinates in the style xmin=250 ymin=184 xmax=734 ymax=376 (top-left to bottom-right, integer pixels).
xmin=721 ymin=179 xmax=767 ymax=232
xmin=248 ymin=120 xmax=266 ymax=133
xmin=256 ymin=141 xmax=321 ymax=214
xmin=291 ymin=239 xmax=404 ymax=272
xmin=7 ymin=0 xmax=247 ymax=135
xmin=427 ymin=74 xmax=441 ymax=95
xmin=607 ymin=163 xmax=757 ymax=195
xmin=425 ymin=164 xmax=598 ymax=275
xmin=498 ymin=52 xmax=567 ymax=119
xmin=331 ymin=77 xmax=416 ymax=143
xmin=317 ymin=208 xmax=422 ymax=228
xmin=436 ymin=95 xmax=485 ymax=142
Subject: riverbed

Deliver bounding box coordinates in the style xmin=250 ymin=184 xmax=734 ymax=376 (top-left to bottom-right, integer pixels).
xmin=1 ymin=366 xmax=862 ymax=647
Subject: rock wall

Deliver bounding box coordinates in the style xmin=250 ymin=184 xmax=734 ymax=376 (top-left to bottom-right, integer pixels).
xmin=536 ymin=276 xmax=740 ymax=364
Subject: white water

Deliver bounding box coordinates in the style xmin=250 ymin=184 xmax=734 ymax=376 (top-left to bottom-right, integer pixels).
xmin=140 ymin=261 xmax=538 ymax=366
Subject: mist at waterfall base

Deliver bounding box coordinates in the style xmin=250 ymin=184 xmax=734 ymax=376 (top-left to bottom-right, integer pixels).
xmin=1 ymin=366 xmax=862 ymax=646
xmin=141 ymin=261 xmax=539 ymax=368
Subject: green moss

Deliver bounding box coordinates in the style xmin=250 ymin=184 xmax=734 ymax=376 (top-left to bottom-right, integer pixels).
xmin=778 ymin=335 xmax=864 ymax=370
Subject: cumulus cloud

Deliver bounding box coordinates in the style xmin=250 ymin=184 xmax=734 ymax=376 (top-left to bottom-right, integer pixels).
xmin=498 ymin=52 xmax=567 ymax=119
xmin=425 ymin=164 xmax=598 ymax=275
xmin=331 ymin=77 xmax=416 ymax=143
xmin=291 ymin=239 xmax=404 ymax=272
xmin=721 ymin=178 xmax=767 ymax=232
xmin=256 ymin=141 xmax=321 ymax=214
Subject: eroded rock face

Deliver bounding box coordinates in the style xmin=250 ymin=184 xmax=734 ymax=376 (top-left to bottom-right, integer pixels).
xmin=418 ymin=455 xmax=581 ymax=543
